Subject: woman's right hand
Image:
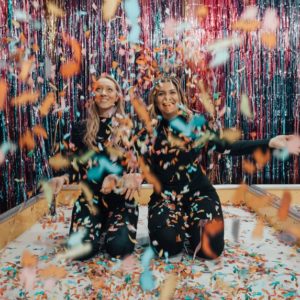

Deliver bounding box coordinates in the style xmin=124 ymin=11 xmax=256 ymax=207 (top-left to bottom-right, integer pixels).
xmin=48 ymin=175 xmax=69 ymax=195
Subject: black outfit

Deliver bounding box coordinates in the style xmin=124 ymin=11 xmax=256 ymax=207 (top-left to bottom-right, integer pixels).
xmin=138 ymin=116 xmax=270 ymax=259
xmin=68 ymin=118 xmax=139 ymax=259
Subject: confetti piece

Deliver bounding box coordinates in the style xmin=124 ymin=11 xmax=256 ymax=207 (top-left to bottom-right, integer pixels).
xmin=11 ymin=90 xmax=40 ymax=107
xmin=0 ymin=79 xmax=8 ymax=110
xmin=62 ymin=32 xmax=81 ymax=63
xmin=19 ymin=130 xmax=35 ymax=150
xmin=221 ymin=128 xmax=242 ymax=143
xmin=207 ymin=36 xmax=242 ymax=52
xmin=164 ymin=18 xmax=177 ymax=38
xmin=130 ymin=95 xmax=153 ymax=134
xmin=261 ymin=32 xmax=276 ymax=49
xmin=242 ymin=159 xmax=256 ymax=174
xmin=102 ymin=0 xmax=121 ymax=21
xmin=278 ymin=191 xmax=291 ymax=221
xmin=56 ymin=243 xmax=92 ymax=261
xmin=39 ymin=92 xmax=56 ymax=116
xmin=196 ymin=5 xmax=208 ymax=19
xmin=128 ymin=234 xmax=138 ymax=244
xmin=253 ymin=148 xmax=271 ymax=168
xmin=262 ymin=8 xmax=279 ymax=32
xmin=209 ymin=49 xmax=230 ymax=68
xmin=232 ymin=20 xmax=261 ymax=32
xmin=49 ymin=153 xmax=70 ymax=170
xmin=39 ymin=265 xmax=67 ymax=279
xmin=21 ymin=250 xmax=38 ymax=267
xmin=47 ymin=2 xmax=65 ymax=17
xmin=32 ymin=125 xmax=48 ymax=139
xmin=240 ymin=93 xmax=253 ymax=119
xmin=19 ymin=56 xmax=35 ymax=81
xmin=252 ymin=218 xmax=264 ymax=239
xmin=231 ymin=219 xmax=240 ymax=243
xmin=159 ymin=274 xmax=178 ymax=300
xmin=60 ymin=61 xmax=80 ymax=79
xmin=241 ymin=5 xmax=258 ymax=20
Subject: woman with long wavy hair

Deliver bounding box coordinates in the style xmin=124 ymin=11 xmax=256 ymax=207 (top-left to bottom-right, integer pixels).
xmin=136 ymin=76 xmax=298 ymax=260
xmin=51 ymin=74 xmax=141 ymax=260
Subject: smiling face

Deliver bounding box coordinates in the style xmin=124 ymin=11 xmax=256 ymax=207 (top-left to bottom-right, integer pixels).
xmin=155 ymin=81 xmax=180 ymax=120
xmin=94 ymin=77 xmax=119 ymax=112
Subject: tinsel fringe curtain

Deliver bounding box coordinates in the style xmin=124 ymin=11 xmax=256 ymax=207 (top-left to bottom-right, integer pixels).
xmin=0 ymin=0 xmax=299 ymax=213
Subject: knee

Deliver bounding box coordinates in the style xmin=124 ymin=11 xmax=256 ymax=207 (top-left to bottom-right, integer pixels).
xmin=105 ymin=228 xmax=136 ymax=258
xmin=149 ymin=227 xmax=184 ymax=257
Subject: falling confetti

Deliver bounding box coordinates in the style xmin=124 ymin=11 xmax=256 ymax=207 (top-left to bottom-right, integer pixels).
xmin=49 ymin=153 xmax=70 ymax=171
xmin=0 ymin=79 xmax=8 ymax=110
xmin=240 ymin=93 xmax=253 ymax=119
xmin=39 ymin=92 xmax=56 ymax=116
xmin=102 ymin=0 xmax=121 ymax=21
xmin=11 ymin=90 xmax=40 ymax=107
xmin=278 ymin=191 xmax=291 ymax=221
xmin=47 ymin=2 xmax=65 ymax=17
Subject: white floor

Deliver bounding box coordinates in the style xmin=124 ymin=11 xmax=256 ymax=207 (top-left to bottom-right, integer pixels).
xmin=0 ymin=205 xmax=299 ymax=299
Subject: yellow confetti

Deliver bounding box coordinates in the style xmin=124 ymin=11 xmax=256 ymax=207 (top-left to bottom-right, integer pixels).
xmin=221 ymin=128 xmax=242 ymax=143
xmin=261 ymin=32 xmax=276 ymax=49
xmin=47 ymin=2 xmax=65 ymax=17
xmin=49 ymin=153 xmax=70 ymax=171
xmin=102 ymin=0 xmax=121 ymax=21
xmin=39 ymin=92 xmax=56 ymax=116
xmin=240 ymin=93 xmax=253 ymax=119
xmin=19 ymin=56 xmax=35 ymax=81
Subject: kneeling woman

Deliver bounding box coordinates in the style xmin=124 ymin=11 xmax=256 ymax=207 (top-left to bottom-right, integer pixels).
xmin=52 ymin=75 xmax=141 ymax=259
xmin=138 ymin=76 xmax=294 ymax=260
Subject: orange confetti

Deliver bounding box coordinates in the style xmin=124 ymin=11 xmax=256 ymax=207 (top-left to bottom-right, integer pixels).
xmin=19 ymin=130 xmax=35 ymax=150
xmin=11 ymin=90 xmax=40 ymax=106
xmin=49 ymin=153 xmax=70 ymax=171
xmin=222 ymin=128 xmax=242 ymax=143
xmin=202 ymin=231 xmax=218 ymax=259
xmin=0 ymin=79 xmax=8 ymax=111
xmin=131 ymin=96 xmax=153 ymax=134
xmin=85 ymin=30 xmax=91 ymax=39
xmin=32 ymin=125 xmax=48 ymax=139
xmin=253 ymin=148 xmax=271 ymax=168
xmin=32 ymin=43 xmax=39 ymax=52
xmin=196 ymin=5 xmax=209 ymax=19
xmin=252 ymin=218 xmax=264 ymax=239
xmin=232 ymin=20 xmax=261 ymax=32
xmin=138 ymin=157 xmax=161 ymax=194
xmin=62 ymin=32 xmax=81 ymax=63
xmin=21 ymin=250 xmax=38 ymax=267
xmin=39 ymin=92 xmax=56 ymax=116
xmin=39 ymin=265 xmax=67 ymax=279
xmin=60 ymin=61 xmax=80 ymax=79
xmin=242 ymin=159 xmax=256 ymax=174
xmin=278 ymin=191 xmax=291 ymax=221
xmin=19 ymin=56 xmax=35 ymax=81
xmin=261 ymin=32 xmax=276 ymax=49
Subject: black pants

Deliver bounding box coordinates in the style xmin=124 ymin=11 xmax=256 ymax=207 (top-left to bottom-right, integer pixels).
xmin=148 ymin=186 xmax=224 ymax=259
xmin=69 ymin=191 xmax=139 ymax=260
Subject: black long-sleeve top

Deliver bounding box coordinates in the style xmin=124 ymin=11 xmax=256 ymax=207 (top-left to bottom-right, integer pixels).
xmin=137 ymin=116 xmax=271 ymax=195
xmin=66 ymin=118 xmax=126 ymax=195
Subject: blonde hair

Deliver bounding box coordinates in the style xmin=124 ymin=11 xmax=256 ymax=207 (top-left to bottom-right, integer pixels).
xmin=148 ymin=76 xmax=188 ymax=119
xmin=83 ymin=75 xmax=125 ymax=150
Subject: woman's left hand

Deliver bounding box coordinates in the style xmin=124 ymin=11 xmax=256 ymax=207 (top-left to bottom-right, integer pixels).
xmin=269 ymin=135 xmax=300 ymax=155
xmin=121 ymin=173 xmax=143 ymax=200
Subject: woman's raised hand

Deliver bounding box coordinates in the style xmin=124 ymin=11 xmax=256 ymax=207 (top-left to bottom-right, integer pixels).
xmin=269 ymin=135 xmax=300 ymax=155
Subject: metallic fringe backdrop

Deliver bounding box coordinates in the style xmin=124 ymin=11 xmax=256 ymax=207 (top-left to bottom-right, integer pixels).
xmin=0 ymin=0 xmax=299 ymax=213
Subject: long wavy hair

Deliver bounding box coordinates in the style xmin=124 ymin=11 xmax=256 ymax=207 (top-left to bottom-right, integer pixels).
xmin=83 ymin=75 xmax=125 ymax=150
xmin=148 ymin=76 xmax=188 ymax=119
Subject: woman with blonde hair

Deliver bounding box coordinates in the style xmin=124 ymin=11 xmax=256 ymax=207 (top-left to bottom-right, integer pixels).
xmin=137 ymin=76 xmax=298 ymax=259
xmin=51 ymin=74 xmax=141 ymax=260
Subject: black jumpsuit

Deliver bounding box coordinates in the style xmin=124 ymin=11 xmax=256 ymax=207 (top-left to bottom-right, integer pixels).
xmin=68 ymin=118 xmax=139 ymax=259
xmin=138 ymin=116 xmax=270 ymax=259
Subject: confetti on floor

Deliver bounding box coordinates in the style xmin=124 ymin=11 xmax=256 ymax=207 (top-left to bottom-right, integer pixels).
xmin=0 ymin=205 xmax=299 ymax=299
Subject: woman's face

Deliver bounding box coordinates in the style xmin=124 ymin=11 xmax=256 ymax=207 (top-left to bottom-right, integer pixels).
xmin=155 ymin=81 xmax=180 ymax=120
xmin=94 ymin=78 xmax=119 ymax=111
